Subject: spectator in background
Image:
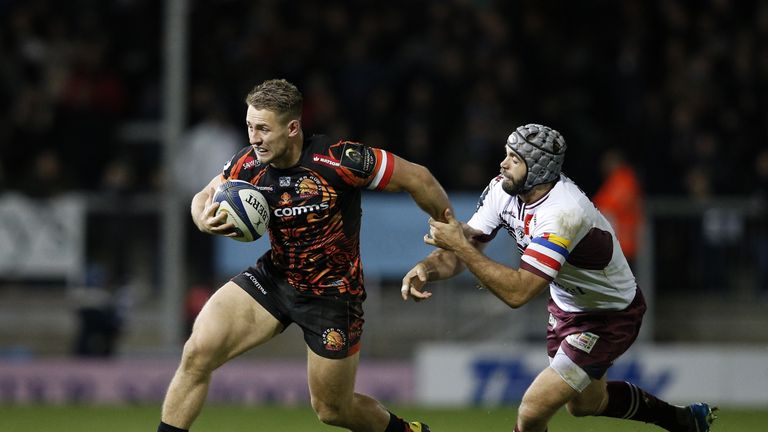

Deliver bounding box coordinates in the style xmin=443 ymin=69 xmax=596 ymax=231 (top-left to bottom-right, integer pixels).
xmin=755 ymin=148 xmax=768 ymax=204
xmin=174 ymin=83 xmax=242 ymax=199
xmin=3 ymin=1 xmax=768 ymax=197
xmin=57 ymin=36 xmax=126 ymax=190
xmin=683 ymin=161 xmax=747 ymax=293
xmin=754 ymin=149 xmax=768 ymax=297
xmin=23 ymin=148 xmax=72 ymax=198
xmin=593 ymin=148 xmax=644 ymax=268
xmin=173 ymin=83 xmax=242 ymax=287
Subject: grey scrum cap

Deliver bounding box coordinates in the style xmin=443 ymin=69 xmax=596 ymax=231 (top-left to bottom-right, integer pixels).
xmin=506 ymin=123 xmax=567 ymax=191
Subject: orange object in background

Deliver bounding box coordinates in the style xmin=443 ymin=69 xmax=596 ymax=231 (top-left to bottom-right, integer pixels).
xmin=593 ymin=149 xmax=644 ymax=262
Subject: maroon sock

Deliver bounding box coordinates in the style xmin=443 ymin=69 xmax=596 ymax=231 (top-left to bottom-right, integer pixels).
xmin=514 ymin=426 xmax=547 ymax=432
xmin=157 ymin=422 xmax=188 ymax=432
xmin=600 ymin=381 xmax=686 ymax=431
xmin=385 ymin=412 xmax=409 ymax=432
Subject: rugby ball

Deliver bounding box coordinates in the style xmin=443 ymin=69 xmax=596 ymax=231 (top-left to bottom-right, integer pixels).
xmin=213 ymin=180 xmax=270 ymax=242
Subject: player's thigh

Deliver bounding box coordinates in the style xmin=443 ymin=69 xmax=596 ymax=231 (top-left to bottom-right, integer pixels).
xmin=187 ymin=281 xmax=283 ymax=364
xmin=306 ymin=348 xmax=359 ymax=405
xmin=520 ymin=367 xmax=580 ymax=421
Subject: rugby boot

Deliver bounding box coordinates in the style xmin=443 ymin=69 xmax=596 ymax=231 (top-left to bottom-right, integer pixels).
xmin=686 ymin=403 xmax=717 ymax=432
xmin=407 ymin=421 xmax=431 ymax=432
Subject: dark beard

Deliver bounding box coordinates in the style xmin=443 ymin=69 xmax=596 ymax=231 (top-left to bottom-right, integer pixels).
xmin=501 ymin=177 xmax=525 ymax=195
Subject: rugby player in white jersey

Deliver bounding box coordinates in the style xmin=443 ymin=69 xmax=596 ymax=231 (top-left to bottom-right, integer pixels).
xmin=401 ymin=124 xmax=717 ymax=432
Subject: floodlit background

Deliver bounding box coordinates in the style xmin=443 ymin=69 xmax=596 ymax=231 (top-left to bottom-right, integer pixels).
xmin=1 ymin=0 xmax=767 ymax=424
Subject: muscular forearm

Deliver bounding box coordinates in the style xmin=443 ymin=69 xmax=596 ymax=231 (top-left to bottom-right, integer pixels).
xmin=419 ymin=248 xmax=466 ymax=281
xmin=409 ymin=173 xmax=452 ymax=223
xmin=452 ymin=243 xmax=540 ymax=308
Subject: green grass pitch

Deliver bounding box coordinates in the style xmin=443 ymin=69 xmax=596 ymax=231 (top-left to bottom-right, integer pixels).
xmin=0 ymin=404 xmax=762 ymax=431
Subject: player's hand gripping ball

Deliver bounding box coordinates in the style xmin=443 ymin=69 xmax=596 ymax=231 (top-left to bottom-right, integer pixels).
xmin=213 ymin=180 xmax=270 ymax=242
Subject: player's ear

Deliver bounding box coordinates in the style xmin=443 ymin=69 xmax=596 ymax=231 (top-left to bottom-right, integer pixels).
xmin=287 ymin=119 xmax=301 ymax=137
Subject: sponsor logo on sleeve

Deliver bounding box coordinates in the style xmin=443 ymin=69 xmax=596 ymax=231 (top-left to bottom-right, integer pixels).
xmin=243 ymin=158 xmax=260 ymax=170
xmin=340 ymin=143 xmax=375 ymax=174
xmin=313 ymin=154 xmax=341 ymax=168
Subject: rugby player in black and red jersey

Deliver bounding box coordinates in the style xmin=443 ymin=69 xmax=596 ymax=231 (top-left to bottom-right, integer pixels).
xmin=157 ymin=79 xmax=449 ymax=432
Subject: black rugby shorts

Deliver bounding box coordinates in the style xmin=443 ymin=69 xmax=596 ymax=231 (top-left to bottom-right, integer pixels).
xmin=231 ymin=258 xmax=364 ymax=359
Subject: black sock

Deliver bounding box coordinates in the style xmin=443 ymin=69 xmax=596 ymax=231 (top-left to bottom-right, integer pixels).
xmin=385 ymin=411 xmax=409 ymax=432
xmin=600 ymin=381 xmax=687 ymax=431
xmin=157 ymin=421 xmax=188 ymax=432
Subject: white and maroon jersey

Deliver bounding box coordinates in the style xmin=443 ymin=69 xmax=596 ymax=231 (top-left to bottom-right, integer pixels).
xmin=468 ymin=174 xmax=637 ymax=312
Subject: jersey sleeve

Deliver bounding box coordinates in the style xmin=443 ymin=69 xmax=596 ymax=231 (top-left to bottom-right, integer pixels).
xmin=329 ymin=141 xmax=395 ymax=190
xmin=222 ymin=146 xmax=258 ymax=181
xmin=467 ymin=176 xmax=505 ymax=243
xmin=520 ymin=206 xmax=589 ymax=281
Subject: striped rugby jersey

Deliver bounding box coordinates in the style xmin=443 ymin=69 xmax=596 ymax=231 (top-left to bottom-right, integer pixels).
xmin=468 ymin=174 xmax=637 ymax=312
xmin=221 ymin=134 xmax=395 ymax=297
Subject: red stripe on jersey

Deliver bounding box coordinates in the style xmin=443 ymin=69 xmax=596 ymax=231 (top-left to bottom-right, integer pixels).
xmin=524 ymin=248 xmax=562 ymax=271
xmin=372 ymin=148 xmax=384 ymax=174
xmin=376 ymin=151 xmax=395 ymax=190
xmin=520 ymin=261 xmax=554 ymax=282
xmin=338 ymin=166 xmax=359 ymax=185
xmin=230 ymin=151 xmax=252 ymax=179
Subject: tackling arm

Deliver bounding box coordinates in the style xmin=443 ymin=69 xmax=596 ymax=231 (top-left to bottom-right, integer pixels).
xmin=425 ymin=209 xmax=550 ymax=308
xmin=401 ymin=219 xmax=486 ymax=301
xmin=450 ymin=239 xmax=549 ymax=308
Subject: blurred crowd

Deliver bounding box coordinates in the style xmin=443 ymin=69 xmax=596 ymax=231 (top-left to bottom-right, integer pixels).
xmin=2 ymin=0 xmax=768 ymax=200
xmin=2 ymin=1 xmax=768 ymax=357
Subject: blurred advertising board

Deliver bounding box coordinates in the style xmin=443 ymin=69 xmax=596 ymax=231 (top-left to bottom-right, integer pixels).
xmin=0 ymin=358 xmax=411 ymax=404
xmin=416 ymin=343 xmax=768 ymax=406
xmin=0 ymin=194 xmax=85 ymax=282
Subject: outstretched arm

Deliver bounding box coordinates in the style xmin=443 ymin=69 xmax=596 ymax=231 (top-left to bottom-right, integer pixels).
xmin=401 ymin=217 xmax=486 ymax=301
xmin=424 ymin=209 xmax=549 ymax=308
xmin=380 ymin=155 xmax=456 ymax=300
xmin=380 ymin=155 xmax=452 ymax=223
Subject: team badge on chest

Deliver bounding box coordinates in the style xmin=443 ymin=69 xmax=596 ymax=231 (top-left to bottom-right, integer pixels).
xmin=295 ymin=175 xmax=322 ymax=198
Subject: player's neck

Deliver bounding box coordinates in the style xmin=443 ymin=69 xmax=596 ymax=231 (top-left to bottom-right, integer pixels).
xmin=520 ymin=182 xmax=555 ymax=204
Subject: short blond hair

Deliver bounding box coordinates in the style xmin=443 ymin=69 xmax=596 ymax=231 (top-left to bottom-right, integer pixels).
xmin=244 ymin=79 xmax=303 ymax=120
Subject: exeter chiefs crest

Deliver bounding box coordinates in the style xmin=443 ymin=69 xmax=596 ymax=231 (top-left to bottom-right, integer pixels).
xmin=322 ymin=328 xmax=347 ymax=352
xmin=295 ymin=175 xmax=322 ymax=198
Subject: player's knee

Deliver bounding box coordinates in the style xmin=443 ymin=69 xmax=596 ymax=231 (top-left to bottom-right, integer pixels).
xmin=179 ymin=335 xmax=221 ymax=375
xmin=566 ymin=399 xmax=600 ymax=417
xmin=517 ymin=403 xmax=547 ymax=430
xmin=311 ymin=398 xmax=347 ymax=427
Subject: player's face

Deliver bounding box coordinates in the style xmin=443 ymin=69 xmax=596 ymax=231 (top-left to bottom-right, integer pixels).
xmin=499 ymin=146 xmax=527 ymax=195
xmin=246 ymin=106 xmax=300 ymax=168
